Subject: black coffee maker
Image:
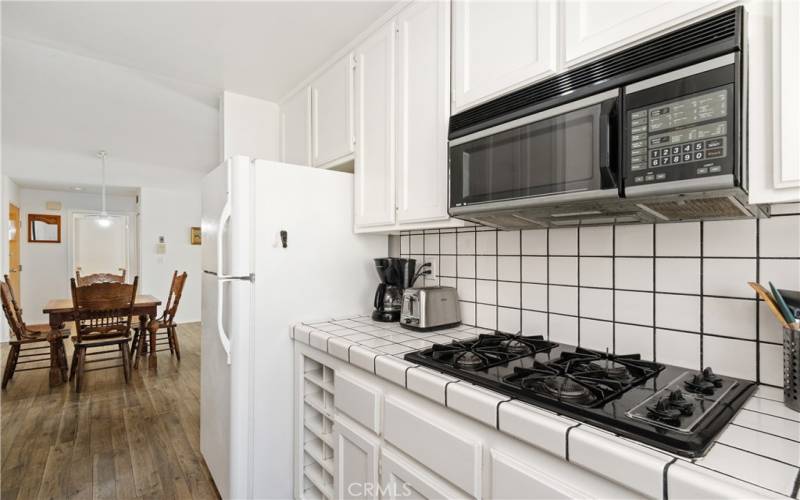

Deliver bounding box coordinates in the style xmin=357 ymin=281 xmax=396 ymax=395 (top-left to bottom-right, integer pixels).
xmin=372 ymin=258 xmax=416 ymax=322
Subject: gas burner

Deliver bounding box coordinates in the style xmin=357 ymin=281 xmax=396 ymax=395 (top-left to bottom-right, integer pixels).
xmin=587 ymin=359 xmax=631 ymax=380
xmin=454 ymin=351 xmax=485 ymax=370
xmin=542 ymin=376 xmax=593 ymax=403
xmin=500 ymin=339 xmax=533 ymax=355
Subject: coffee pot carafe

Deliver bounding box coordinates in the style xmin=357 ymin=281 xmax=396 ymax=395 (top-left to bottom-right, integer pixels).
xmin=372 ymin=258 xmax=416 ymax=322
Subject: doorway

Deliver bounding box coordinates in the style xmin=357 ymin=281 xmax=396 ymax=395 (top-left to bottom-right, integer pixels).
xmin=8 ymin=203 xmax=21 ymax=300
xmin=71 ymin=212 xmax=137 ymax=279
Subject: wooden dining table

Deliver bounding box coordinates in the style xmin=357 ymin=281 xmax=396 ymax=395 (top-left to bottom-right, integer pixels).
xmin=43 ymin=294 xmax=163 ymax=383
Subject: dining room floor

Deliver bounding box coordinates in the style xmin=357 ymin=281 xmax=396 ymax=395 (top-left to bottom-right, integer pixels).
xmin=0 ymin=322 xmax=220 ymax=500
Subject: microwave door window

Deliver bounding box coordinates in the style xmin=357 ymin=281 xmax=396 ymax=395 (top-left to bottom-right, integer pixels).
xmin=452 ymin=104 xmax=604 ymax=206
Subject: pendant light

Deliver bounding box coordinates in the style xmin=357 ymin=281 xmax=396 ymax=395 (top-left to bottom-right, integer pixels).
xmin=96 ymin=151 xmax=112 ymax=227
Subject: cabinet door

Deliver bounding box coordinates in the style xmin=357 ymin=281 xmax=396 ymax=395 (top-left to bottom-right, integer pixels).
xmin=354 ymin=21 xmax=397 ymax=228
xmin=280 ymin=87 xmax=311 ymax=165
xmin=489 ymin=450 xmax=588 ymax=499
xmin=452 ymin=0 xmax=557 ymax=113
xmin=311 ymin=55 xmax=355 ymax=167
xmin=773 ymin=0 xmax=800 ymax=191
xmin=333 ymin=417 xmax=380 ymax=500
xmin=563 ymin=1 xmax=733 ymax=67
xmin=380 ymin=448 xmax=466 ymax=499
xmin=396 ymin=0 xmax=450 ymax=224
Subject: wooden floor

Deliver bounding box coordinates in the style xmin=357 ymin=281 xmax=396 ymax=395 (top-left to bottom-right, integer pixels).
xmin=0 ymin=323 xmax=221 ymax=500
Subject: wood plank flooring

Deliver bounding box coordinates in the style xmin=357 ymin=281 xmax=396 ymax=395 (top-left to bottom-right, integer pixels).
xmin=1 ymin=323 xmax=221 ymax=500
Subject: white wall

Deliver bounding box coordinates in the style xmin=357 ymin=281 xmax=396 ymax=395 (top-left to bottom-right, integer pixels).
xmin=138 ymin=187 xmax=202 ymax=323
xmin=18 ymin=188 xmax=139 ymax=325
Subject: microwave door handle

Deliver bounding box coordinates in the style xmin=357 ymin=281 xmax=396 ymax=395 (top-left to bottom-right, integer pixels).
xmin=599 ymin=98 xmax=619 ymax=188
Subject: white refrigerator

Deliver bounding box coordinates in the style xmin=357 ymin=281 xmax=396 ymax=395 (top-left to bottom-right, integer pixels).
xmin=200 ymin=157 xmax=386 ymax=499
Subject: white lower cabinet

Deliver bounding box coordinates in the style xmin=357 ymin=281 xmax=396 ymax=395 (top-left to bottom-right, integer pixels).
xmin=333 ymin=415 xmax=381 ymax=500
xmin=293 ymin=344 xmax=643 ymax=500
xmin=489 ymin=450 xmax=587 ymax=499
xmin=380 ymin=448 xmax=466 ymax=500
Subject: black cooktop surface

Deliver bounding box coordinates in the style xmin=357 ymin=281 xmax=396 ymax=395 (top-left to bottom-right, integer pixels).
xmin=404 ymin=332 xmax=757 ymax=458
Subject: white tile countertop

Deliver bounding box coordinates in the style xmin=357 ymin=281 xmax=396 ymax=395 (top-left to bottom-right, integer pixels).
xmin=292 ymin=314 xmax=800 ymax=499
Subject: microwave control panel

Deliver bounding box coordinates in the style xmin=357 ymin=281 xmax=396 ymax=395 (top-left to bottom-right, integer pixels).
xmin=626 ymin=87 xmax=733 ymax=186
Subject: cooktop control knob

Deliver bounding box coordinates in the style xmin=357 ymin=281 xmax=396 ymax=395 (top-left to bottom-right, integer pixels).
xmin=647 ymin=397 xmax=683 ymax=423
xmin=702 ymin=367 xmax=723 ymax=387
xmin=667 ymin=389 xmax=694 ymax=415
xmin=684 ymin=373 xmax=716 ymax=395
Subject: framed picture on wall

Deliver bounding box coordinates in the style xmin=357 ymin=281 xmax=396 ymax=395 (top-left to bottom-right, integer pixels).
xmin=191 ymin=226 xmax=201 ymax=245
xmin=28 ymin=214 xmax=61 ymax=243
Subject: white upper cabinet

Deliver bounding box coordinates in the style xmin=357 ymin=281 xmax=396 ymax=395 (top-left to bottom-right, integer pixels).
xmin=280 ymin=87 xmax=311 ymax=166
xmin=771 ymin=1 xmax=800 ymax=193
xmin=311 ymin=54 xmax=355 ymax=167
xmin=396 ymin=0 xmax=450 ymax=224
xmin=354 ymin=21 xmax=397 ymax=228
xmin=562 ymin=1 xmax=733 ymax=67
xmin=747 ymin=0 xmax=800 ymax=204
xmin=333 ymin=416 xmax=380 ymax=500
xmin=451 ymin=0 xmax=557 ymax=113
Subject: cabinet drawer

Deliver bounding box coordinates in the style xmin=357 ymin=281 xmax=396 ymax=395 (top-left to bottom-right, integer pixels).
xmin=334 ymin=372 xmax=382 ymax=434
xmin=383 ymin=397 xmax=481 ymax=497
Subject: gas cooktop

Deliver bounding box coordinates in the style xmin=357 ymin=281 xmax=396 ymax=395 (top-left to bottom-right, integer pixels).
xmin=404 ymin=332 xmax=757 ymax=458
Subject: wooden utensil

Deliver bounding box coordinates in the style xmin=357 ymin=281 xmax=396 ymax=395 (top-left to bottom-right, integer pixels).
xmin=749 ymin=282 xmax=791 ymax=329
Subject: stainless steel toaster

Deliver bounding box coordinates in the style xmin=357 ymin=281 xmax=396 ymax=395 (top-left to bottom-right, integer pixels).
xmin=400 ymin=286 xmax=460 ymax=330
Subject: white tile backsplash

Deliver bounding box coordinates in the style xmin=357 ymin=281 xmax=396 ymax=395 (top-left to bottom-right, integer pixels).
xmin=703 ymin=336 xmax=757 ymax=380
xmin=615 ymin=224 xmax=653 ymax=255
xmin=580 ymin=226 xmax=613 ymax=255
xmin=703 ymin=297 xmax=757 ymax=340
xmin=521 ymin=256 xmax=547 ymax=283
xmin=521 ymin=229 xmax=547 ymax=254
xmin=580 ymin=257 xmax=613 ymax=288
xmin=399 ymin=219 xmax=799 ymax=387
xmin=475 ymin=255 xmax=496 ymax=280
xmin=549 ymin=228 xmax=577 ymax=255
xmin=655 ymin=293 xmax=700 ymax=332
xmin=497 ymin=231 xmax=520 ymax=255
xmin=704 ymin=219 xmax=757 ymax=257
xmin=655 ymin=258 xmax=700 ymax=294
xmin=615 ymin=257 xmax=653 ymax=291
xmin=549 ymin=256 xmax=577 ymax=285
xmin=703 ymin=258 xmax=756 ymax=298
xmin=760 ymin=215 xmax=800 ymax=257
xmin=497 ymin=281 xmax=520 ymax=308
xmin=656 ymin=222 xmax=700 ymax=256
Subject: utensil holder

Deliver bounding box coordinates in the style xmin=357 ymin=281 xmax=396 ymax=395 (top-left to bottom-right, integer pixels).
xmin=784 ymin=326 xmax=800 ymax=412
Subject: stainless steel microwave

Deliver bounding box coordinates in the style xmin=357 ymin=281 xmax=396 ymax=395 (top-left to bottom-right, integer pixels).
xmin=447 ymin=8 xmax=763 ymax=228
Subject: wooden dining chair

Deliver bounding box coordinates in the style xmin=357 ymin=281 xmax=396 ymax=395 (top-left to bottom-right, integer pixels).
xmin=1 ymin=282 xmax=69 ymax=389
xmin=75 ymin=269 xmax=126 ymax=286
xmin=69 ymin=277 xmax=138 ymax=392
xmin=131 ymin=271 xmax=187 ymax=365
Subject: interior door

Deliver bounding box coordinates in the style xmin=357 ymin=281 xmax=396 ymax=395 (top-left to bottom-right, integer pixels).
xmin=354 ymin=20 xmax=397 ymax=228
xmin=7 ymin=203 xmax=20 ymax=300
xmin=73 ymin=213 xmax=130 ymax=277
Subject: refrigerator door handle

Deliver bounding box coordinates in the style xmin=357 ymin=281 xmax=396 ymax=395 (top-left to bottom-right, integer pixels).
xmin=216 ymin=199 xmax=233 ymax=364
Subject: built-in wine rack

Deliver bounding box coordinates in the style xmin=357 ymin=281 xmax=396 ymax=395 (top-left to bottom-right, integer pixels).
xmin=300 ymin=355 xmax=335 ymax=500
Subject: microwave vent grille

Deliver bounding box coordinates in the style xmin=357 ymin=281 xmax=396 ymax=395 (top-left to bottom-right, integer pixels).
xmin=637 ymin=196 xmax=752 ymax=221
xmin=450 ymin=8 xmax=739 ymax=137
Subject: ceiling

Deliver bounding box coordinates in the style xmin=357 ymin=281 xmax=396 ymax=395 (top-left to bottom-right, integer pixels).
xmin=2 ymin=1 xmax=397 ymax=102
xmin=1 ymin=1 xmax=397 ymax=177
